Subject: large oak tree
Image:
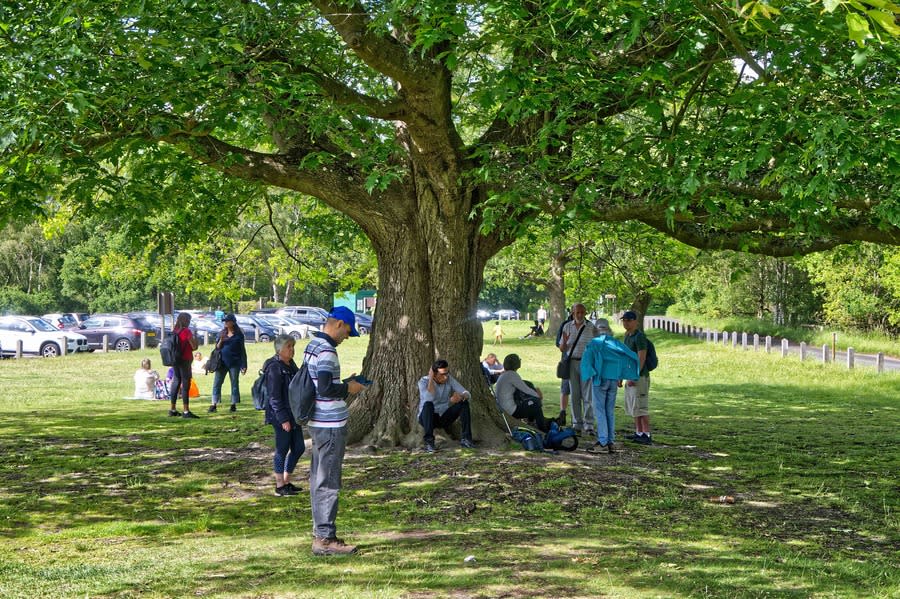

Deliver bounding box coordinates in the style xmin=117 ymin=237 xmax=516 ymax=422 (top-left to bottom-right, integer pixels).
xmin=2 ymin=1 xmax=898 ymax=444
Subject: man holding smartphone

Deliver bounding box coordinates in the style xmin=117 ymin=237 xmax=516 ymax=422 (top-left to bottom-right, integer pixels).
xmin=417 ymin=359 xmax=476 ymax=453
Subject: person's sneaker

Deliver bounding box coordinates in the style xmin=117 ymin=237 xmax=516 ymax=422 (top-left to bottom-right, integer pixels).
xmin=229 ymin=404 xmax=237 ymax=413
xmin=572 ymin=424 xmax=583 ymax=433
xmin=275 ymin=484 xmax=299 ymax=497
xmin=182 ymin=411 xmax=199 ymax=419
xmin=633 ymin=434 xmax=652 ymax=445
xmin=624 ymin=432 xmax=639 ymax=440
xmin=459 ymin=438 xmax=476 ymax=449
xmin=207 ymin=405 xmax=217 ymax=413
xmin=168 ymin=409 xmax=180 ymax=417
xmin=424 ymin=442 xmax=436 ymax=453
xmin=607 ymin=442 xmax=616 ymax=453
xmin=587 ymin=441 xmax=606 ymax=452
xmin=312 ymin=536 xmax=358 ymax=556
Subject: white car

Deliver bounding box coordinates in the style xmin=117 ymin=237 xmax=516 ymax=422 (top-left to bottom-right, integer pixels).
xmin=0 ymin=315 xmax=89 ymax=357
xmin=255 ymin=314 xmax=311 ymax=339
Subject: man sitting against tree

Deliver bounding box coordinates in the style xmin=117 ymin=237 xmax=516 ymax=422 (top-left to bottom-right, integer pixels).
xmin=417 ymin=359 xmax=476 ymax=453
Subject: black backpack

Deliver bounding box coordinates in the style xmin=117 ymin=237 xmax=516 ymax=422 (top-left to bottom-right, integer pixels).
xmin=645 ymin=338 xmax=659 ymax=371
xmin=288 ymin=362 xmax=316 ymax=423
xmin=160 ymin=331 xmax=180 ymax=367
xmin=252 ymin=356 xmax=279 ymax=410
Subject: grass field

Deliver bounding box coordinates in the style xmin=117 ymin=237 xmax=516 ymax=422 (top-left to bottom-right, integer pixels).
xmin=0 ymin=322 xmax=898 ymax=598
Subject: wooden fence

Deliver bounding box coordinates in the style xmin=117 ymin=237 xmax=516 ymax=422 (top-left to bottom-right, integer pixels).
xmin=645 ymin=317 xmax=892 ymax=374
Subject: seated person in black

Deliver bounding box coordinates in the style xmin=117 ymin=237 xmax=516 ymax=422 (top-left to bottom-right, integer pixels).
xmin=494 ymin=353 xmax=554 ymax=433
xmin=525 ymin=320 xmax=544 ymax=338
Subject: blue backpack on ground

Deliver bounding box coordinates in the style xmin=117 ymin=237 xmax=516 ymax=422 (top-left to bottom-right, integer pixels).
xmin=511 ymin=426 xmax=544 ymax=451
xmin=543 ymin=421 xmax=579 ymax=451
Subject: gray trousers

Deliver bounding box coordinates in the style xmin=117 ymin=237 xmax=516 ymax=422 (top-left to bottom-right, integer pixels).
xmin=568 ymin=359 xmax=593 ymax=429
xmin=308 ymin=425 xmax=346 ymax=539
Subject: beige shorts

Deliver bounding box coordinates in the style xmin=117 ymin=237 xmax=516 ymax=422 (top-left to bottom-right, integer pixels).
xmin=624 ymin=375 xmax=650 ymax=417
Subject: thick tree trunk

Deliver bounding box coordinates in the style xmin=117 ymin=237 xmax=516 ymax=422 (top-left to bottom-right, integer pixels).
xmin=343 ymin=187 xmax=508 ymax=447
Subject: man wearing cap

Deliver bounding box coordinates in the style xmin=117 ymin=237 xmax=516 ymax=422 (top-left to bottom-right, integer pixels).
xmin=581 ymin=319 xmax=639 ymax=453
xmin=621 ymin=310 xmax=652 ymax=445
xmin=417 ymin=359 xmax=476 ymax=452
xmin=559 ymin=303 xmax=597 ymax=434
xmin=305 ymin=306 xmax=366 ymax=555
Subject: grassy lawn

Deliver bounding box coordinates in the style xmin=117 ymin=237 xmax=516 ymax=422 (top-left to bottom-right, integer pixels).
xmin=0 ymin=324 xmax=897 ymax=598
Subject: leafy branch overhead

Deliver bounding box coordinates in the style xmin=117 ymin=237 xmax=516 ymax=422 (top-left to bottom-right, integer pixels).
xmin=0 ymin=0 xmax=898 ymax=255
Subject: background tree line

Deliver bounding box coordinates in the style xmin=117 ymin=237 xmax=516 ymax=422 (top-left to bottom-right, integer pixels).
xmin=5 ymin=207 xmax=899 ymax=337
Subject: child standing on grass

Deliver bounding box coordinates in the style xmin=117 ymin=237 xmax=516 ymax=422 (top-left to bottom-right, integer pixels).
xmin=493 ymin=320 xmax=504 ymax=345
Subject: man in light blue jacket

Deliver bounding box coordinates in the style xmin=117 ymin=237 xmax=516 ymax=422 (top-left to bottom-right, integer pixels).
xmin=580 ymin=319 xmax=639 ymax=453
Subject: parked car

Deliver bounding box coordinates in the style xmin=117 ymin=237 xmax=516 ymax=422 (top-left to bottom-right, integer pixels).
xmin=70 ymin=312 xmax=91 ymax=326
xmin=192 ymin=317 xmax=224 ymax=342
xmin=234 ymin=315 xmax=278 ymax=343
xmin=476 ymin=309 xmax=492 ymax=321
xmin=254 ymin=314 xmax=312 ymax=339
xmin=43 ymin=313 xmax=80 ymax=330
xmin=354 ymin=312 xmax=373 ymax=335
xmin=78 ymin=313 xmax=159 ymax=351
xmin=493 ymin=309 xmax=520 ymax=320
xmin=0 ymin=315 xmax=89 ymax=357
xmin=276 ymin=306 xmax=328 ymax=329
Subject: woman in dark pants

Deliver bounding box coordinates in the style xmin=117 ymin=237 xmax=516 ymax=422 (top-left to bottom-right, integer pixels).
xmin=265 ymin=334 xmax=304 ymax=496
xmin=208 ymin=313 xmax=248 ymax=413
xmin=169 ymin=312 xmax=199 ymax=418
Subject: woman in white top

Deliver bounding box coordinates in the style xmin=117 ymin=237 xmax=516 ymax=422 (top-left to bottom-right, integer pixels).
xmin=133 ymin=358 xmax=160 ymax=399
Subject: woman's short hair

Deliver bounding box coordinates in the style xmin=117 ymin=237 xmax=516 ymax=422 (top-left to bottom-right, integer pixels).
xmin=273 ymin=334 xmax=295 ymax=354
xmin=502 ymin=353 xmax=521 ymax=371
xmin=141 ymin=358 xmax=152 ymax=369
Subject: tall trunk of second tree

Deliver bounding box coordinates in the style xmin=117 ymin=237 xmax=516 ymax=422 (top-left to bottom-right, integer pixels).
xmin=547 ymin=247 xmax=569 ymax=338
xmin=630 ymin=291 xmax=652 ymax=330
xmin=342 ymin=183 xmax=508 ymax=447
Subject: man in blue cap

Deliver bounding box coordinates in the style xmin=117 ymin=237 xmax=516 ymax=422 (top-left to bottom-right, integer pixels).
xmin=305 ymin=306 xmax=366 ymax=555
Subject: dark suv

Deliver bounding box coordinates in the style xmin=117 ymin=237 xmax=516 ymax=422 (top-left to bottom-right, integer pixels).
xmin=78 ymin=313 xmax=159 ymax=351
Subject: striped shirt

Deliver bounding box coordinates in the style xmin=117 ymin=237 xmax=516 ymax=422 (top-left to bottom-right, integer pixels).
xmin=304 ymin=333 xmax=349 ymax=428
xmin=561 ymin=320 xmax=597 ymax=359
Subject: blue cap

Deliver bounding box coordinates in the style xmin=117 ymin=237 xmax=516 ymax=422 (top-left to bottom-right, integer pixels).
xmin=327 ymin=306 xmax=359 ymax=337
xmin=622 ymin=310 xmax=638 ymax=320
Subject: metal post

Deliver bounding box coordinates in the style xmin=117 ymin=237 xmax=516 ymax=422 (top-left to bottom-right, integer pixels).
xmin=847 ymin=347 xmax=855 ymax=369
xmin=62 ymin=336 xmax=68 ymax=356
xmin=16 ymin=339 xmax=23 ymax=358
xmin=876 ymin=353 xmax=885 ymax=373
xmin=765 ymin=336 xmax=772 ymax=353
xmin=753 ymin=334 xmax=759 ymax=351
xmin=822 ymin=344 xmax=829 ymax=363
xmin=800 ymin=342 xmax=807 ymax=361
xmin=102 ymin=334 xmax=109 ymax=353
xmin=141 ymin=332 xmax=147 ymax=350
xmin=781 ymin=338 xmax=789 ymax=357
xmin=742 ymin=332 xmax=748 ymax=350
